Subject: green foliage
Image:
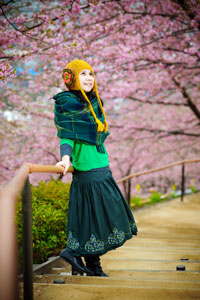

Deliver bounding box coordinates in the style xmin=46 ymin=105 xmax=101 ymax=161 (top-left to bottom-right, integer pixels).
xmin=170 ymin=184 xmax=177 ymax=198
xmin=190 ymin=185 xmax=196 ymax=193
xmin=130 ymin=191 xmax=167 ymax=208
xmin=189 ymin=179 xmax=196 ymax=193
xmin=130 ymin=184 xmax=144 ymax=207
xmin=149 ymin=192 xmax=163 ymax=204
xmin=16 ymin=179 xmax=70 ymax=268
xmin=130 ymin=194 xmax=145 ymax=207
xmin=130 ymin=180 xmax=197 ymax=210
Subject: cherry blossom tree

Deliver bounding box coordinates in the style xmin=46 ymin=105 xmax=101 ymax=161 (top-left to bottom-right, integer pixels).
xmin=1 ymin=0 xmax=200 ymax=197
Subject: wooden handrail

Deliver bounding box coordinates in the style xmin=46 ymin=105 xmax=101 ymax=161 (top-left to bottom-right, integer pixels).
xmin=25 ymin=162 xmax=74 ymax=174
xmin=117 ymin=158 xmax=200 ymax=183
xmin=0 ymin=163 xmax=30 ymax=300
xmin=0 ymin=163 xmax=72 ymax=300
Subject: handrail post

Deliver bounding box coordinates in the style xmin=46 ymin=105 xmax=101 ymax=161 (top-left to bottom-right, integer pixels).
xmin=181 ymin=164 xmax=185 ymax=202
xmin=22 ymin=177 xmax=33 ymax=300
xmin=0 ymin=188 xmax=19 ymax=300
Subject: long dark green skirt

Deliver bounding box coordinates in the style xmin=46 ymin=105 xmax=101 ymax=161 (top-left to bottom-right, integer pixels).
xmin=66 ymin=167 xmax=138 ymax=257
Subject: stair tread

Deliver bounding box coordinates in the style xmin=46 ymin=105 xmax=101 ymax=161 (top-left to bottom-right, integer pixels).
xmin=20 ymin=283 xmax=200 ymax=300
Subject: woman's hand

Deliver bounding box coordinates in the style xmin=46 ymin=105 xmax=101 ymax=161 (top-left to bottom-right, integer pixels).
xmin=56 ymin=155 xmax=70 ymax=175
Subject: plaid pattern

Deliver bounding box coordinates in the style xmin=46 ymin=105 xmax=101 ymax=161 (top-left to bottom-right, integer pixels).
xmin=53 ymin=91 xmax=110 ymax=146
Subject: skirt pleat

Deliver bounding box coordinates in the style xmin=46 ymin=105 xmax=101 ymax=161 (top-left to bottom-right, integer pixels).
xmin=66 ymin=168 xmax=138 ymax=257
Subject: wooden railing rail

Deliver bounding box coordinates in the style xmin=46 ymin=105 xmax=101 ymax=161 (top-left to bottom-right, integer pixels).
xmin=117 ymin=158 xmax=200 ymax=183
xmin=0 ymin=158 xmax=200 ymax=300
xmin=117 ymin=158 xmax=200 ymax=203
xmin=25 ymin=163 xmax=74 ymax=174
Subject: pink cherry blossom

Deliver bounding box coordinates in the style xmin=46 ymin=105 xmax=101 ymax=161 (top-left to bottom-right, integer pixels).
xmin=1 ymin=0 xmax=200 ymax=198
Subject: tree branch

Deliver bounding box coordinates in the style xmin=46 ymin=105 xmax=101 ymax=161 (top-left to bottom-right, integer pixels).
xmin=109 ymin=125 xmax=200 ymax=137
xmin=172 ymin=77 xmax=200 ymax=122
xmin=129 ymin=96 xmax=188 ymax=107
xmin=173 ymin=0 xmax=200 ymax=31
xmin=0 ymin=0 xmax=14 ymax=9
xmin=43 ymin=150 xmax=59 ymax=162
xmin=129 ymin=126 xmax=200 ymax=137
xmin=1 ymin=6 xmax=53 ymax=46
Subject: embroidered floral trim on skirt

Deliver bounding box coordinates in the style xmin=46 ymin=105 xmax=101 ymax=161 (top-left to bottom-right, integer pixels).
xmin=66 ymin=167 xmax=138 ymax=257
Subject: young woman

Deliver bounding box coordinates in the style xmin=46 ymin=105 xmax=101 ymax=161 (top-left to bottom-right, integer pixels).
xmin=53 ymin=59 xmax=138 ymax=277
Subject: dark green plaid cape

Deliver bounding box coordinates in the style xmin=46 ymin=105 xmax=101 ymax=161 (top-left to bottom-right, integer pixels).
xmin=53 ymin=91 xmax=110 ymax=146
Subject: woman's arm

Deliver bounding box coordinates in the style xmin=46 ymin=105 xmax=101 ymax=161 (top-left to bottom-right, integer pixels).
xmin=56 ymin=139 xmax=75 ymax=175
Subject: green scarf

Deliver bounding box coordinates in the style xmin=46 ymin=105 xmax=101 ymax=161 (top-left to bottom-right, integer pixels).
xmin=53 ymin=91 xmax=110 ymax=152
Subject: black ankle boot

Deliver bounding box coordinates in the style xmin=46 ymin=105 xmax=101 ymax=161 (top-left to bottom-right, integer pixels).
xmin=72 ymin=265 xmax=84 ymax=276
xmin=60 ymin=249 xmax=93 ymax=276
xmin=84 ymin=255 xmax=109 ymax=277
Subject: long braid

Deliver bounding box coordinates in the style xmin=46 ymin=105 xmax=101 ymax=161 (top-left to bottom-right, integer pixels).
xmin=81 ymin=89 xmax=105 ymax=132
xmin=95 ymin=89 xmax=108 ymax=133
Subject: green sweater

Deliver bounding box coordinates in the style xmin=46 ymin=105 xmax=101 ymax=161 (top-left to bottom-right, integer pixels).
xmin=60 ymin=138 xmax=109 ymax=171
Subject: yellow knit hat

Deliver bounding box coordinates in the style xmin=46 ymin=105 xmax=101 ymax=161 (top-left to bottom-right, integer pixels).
xmin=62 ymin=59 xmax=108 ymax=133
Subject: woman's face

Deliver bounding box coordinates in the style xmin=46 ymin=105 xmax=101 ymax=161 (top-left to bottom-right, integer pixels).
xmin=79 ymin=69 xmax=94 ymax=92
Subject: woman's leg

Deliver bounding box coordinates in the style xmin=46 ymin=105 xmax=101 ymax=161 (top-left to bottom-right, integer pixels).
xmin=84 ymin=255 xmax=109 ymax=277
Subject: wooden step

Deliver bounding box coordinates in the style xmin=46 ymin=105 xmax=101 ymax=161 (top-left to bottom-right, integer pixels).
xmin=33 ymin=273 xmax=200 ymax=289
xmin=19 ymin=282 xmax=200 ymax=300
